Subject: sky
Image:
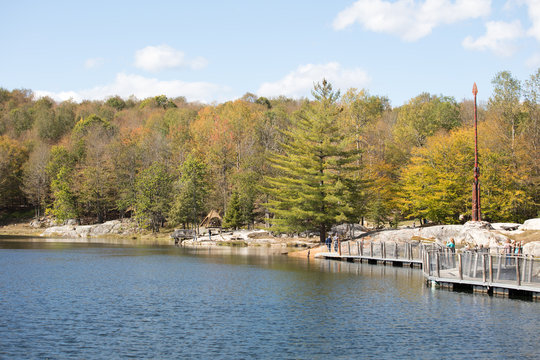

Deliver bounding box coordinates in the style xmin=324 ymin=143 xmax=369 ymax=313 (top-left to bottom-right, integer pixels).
xmin=1 ymin=0 xmax=539 ymax=107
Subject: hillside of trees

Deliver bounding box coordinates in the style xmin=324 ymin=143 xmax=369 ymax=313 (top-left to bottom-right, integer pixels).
xmin=0 ymin=70 xmax=538 ymax=235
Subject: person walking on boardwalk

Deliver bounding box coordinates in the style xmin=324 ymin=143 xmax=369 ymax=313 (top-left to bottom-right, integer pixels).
xmin=333 ymin=234 xmax=339 ymax=252
xmin=446 ymin=238 xmax=455 ymax=253
xmin=326 ymin=235 xmax=332 ymax=251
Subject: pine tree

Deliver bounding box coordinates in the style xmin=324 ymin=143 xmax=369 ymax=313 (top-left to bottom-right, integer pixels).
xmin=169 ymin=155 xmax=210 ymax=230
xmin=223 ymin=191 xmax=243 ymax=230
xmin=264 ymin=80 xmax=362 ymax=242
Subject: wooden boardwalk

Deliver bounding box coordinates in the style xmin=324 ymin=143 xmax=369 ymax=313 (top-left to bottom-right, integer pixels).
xmin=315 ymin=241 xmax=540 ymax=300
xmin=423 ymin=250 xmax=540 ymax=300
xmin=316 ymin=252 xmax=422 ymax=267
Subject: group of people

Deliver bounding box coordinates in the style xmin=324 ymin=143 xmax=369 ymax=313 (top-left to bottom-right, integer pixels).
xmin=503 ymin=239 xmax=523 ymax=255
xmin=448 ymin=238 xmax=525 ymax=255
xmin=325 ymin=234 xmax=340 ymax=251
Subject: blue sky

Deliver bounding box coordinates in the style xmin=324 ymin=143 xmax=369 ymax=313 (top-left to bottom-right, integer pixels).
xmin=1 ymin=0 xmax=539 ymax=106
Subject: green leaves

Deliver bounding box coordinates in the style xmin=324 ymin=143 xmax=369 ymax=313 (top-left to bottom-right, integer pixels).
xmin=134 ymin=163 xmax=173 ymax=231
xmin=169 ymin=155 xmax=209 ymax=227
xmin=264 ymin=80 xmax=363 ymax=240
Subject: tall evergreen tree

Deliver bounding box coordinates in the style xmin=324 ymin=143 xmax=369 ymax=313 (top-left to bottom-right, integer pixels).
xmin=264 ymin=80 xmax=362 ymax=242
xmin=169 ymin=155 xmax=209 ymax=230
xmin=223 ymin=191 xmax=243 ymax=230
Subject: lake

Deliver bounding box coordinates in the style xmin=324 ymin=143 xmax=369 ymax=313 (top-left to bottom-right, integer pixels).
xmin=0 ymin=240 xmax=538 ymax=359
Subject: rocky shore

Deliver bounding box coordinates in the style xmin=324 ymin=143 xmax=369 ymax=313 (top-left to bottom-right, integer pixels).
xmin=3 ymin=217 xmax=538 ymax=257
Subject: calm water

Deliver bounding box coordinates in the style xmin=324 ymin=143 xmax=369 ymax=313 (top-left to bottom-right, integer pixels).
xmin=0 ymin=240 xmax=538 ymax=359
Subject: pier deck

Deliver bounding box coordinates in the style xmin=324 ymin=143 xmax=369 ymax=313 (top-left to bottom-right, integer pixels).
xmin=316 ymin=252 xmax=422 ymax=267
xmin=315 ymin=240 xmax=540 ymax=299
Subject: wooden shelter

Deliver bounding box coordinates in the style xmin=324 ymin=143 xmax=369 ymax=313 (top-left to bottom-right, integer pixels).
xmin=199 ymin=210 xmax=222 ymax=228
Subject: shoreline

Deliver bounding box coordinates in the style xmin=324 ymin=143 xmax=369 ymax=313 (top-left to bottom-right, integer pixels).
xmin=0 ymin=221 xmax=319 ymax=253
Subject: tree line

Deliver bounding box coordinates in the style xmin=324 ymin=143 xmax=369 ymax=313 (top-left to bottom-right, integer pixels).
xmin=0 ymin=70 xmax=538 ymax=236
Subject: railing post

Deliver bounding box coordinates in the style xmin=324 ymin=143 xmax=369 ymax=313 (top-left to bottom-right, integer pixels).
xmin=473 ymin=253 xmax=478 ymax=278
xmin=489 ymin=255 xmax=493 ymax=283
xmin=516 ymin=256 xmax=521 ymax=286
xmin=425 ymin=251 xmax=430 ymax=275
xmin=528 ymin=256 xmax=534 ymax=283
xmin=370 ymin=241 xmax=373 ymax=257
xmin=436 ymin=252 xmax=440 ymax=278
xmin=458 ymin=254 xmax=463 ymax=280
xmin=405 ymin=243 xmax=409 ymax=260
xmin=482 ymin=254 xmax=487 ymax=283
xmin=381 ymin=242 xmax=385 ymax=258
xmin=356 ymin=241 xmax=360 ymax=256
xmin=496 ymin=254 xmax=502 ymax=281
xmin=394 ymin=242 xmax=398 ymax=259
xmin=348 ymin=241 xmax=351 ymax=255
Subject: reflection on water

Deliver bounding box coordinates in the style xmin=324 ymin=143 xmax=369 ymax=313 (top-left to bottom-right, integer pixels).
xmin=0 ymin=240 xmax=538 ymax=359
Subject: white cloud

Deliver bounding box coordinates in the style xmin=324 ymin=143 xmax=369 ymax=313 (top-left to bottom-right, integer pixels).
xmin=462 ymin=20 xmax=525 ymax=56
xmin=525 ymin=0 xmax=540 ymax=42
xmin=134 ymin=45 xmax=208 ymax=72
xmin=333 ymin=0 xmax=491 ymax=41
xmin=34 ymin=73 xmax=230 ymax=103
xmin=84 ymin=57 xmax=105 ymax=69
xmin=257 ymin=62 xmax=370 ymax=98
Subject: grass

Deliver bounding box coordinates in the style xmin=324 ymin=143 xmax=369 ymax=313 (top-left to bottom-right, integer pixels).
xmin=217 ymin=240 xmax=247 ymax=247
xmin=499 ymin=230 xmax=540 ymax=244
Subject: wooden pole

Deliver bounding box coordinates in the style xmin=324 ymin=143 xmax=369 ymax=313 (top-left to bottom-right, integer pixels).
xmin=488 ymin=255 xmax=493 ymax=283
xmin=473 ymin=253 xmax=478 ymax=278
xmin=496 ymin=254 xmax=502 ymax=281
xmin=529 ymin=256 xmax=534 ymax=283
xmin=458 ymin=254 xmax=463 ymax=280
xmin=482 ymin=254 xmax=487 ymax=283
xmin=436 ymin=252 xmax=440 ymax=278
xmin=516 ymin=256 xmax=521 ymax=286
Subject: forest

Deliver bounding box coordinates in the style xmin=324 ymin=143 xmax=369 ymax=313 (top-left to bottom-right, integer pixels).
xmin=0 ymin=70 xmax=538 ymax=235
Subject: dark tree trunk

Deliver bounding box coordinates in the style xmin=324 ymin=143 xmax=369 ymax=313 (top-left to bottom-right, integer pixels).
xmin=319 ymin=224 xmax=326 ymax=243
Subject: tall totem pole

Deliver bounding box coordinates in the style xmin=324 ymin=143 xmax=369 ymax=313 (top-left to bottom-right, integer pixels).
xmin=472 ymin=83 xmax=481 ymax=221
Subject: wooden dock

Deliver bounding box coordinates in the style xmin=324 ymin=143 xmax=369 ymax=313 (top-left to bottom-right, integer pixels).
xmin=316 ymin=252 xmax=422 ymax=267
xmin=316 ymin=241 xmax=540 ymax=300
xmin=423 ymin=250 xmax=540 ymax=300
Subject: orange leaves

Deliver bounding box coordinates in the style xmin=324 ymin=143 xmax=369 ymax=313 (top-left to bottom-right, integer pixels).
xmin=119 ymin=126 xmax=150 ymax=146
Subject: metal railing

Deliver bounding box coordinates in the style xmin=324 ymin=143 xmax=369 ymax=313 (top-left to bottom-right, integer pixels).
xmin=328 ymin=240 xmax=432 ymax=263
xmin=422 ymin=248 xmax=540 ymax=288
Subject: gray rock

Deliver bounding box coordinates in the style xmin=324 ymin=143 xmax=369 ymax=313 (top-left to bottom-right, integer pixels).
xmin=519 ymin=218 xmax=540 ymax=231
xmin=42 ymin=220 xmax=135 ymax=238
xmin=491 ymin=223 xmax=521 ymax=231
xmin=365 ymin=223 xmax=511 ymax=253
xmin=463 ymin=221 xmax=493 ymax=230
xmin=523 ymin=241 xmax=540 ymax=257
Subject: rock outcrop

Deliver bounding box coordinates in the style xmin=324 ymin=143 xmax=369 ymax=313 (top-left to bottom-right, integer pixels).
xmin=359 ymin=221 xmax=534 ymax=254
xmin=519 ymin=218 xmax=540 ymax=231
xmin=491 ymin=223 xmax=521 ymax=231
xmin=41 ymin=220 xmax=136 ymax=238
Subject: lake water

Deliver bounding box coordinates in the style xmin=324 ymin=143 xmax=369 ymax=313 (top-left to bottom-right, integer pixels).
xmin=0 ymin=240 xmax=538 ymax=359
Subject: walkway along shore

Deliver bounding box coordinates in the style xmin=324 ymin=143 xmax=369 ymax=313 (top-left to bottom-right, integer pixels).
xmin=316 ymin=240 xmax=540 ymax=301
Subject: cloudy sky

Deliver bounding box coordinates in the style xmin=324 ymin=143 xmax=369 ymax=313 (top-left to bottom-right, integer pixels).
xmin=1 ymin=0 xmax=539 ymax=106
